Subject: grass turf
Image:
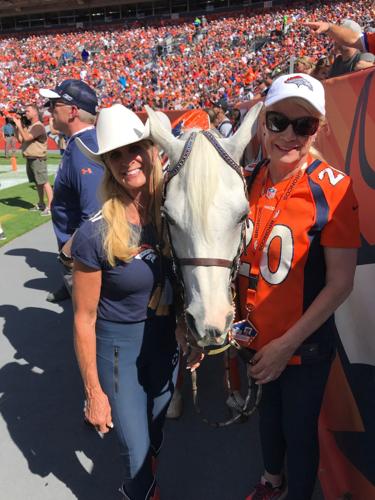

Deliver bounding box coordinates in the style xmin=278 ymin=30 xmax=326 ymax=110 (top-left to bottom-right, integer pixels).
xmin=0 ymin=153 xmax=61 ymax=165
xmin=0 ymin=175 xmax=55 ymax=248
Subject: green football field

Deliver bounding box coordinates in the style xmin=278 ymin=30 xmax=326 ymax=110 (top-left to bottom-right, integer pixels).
xmin=0 ymin=161 xmax=58 ymax=247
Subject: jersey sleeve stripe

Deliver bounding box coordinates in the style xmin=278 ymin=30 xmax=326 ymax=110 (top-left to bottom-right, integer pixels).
xmin=308 ymin=178 xmax=329 ymax=237
xmin=306 ymin=158 xmax=322 ymax=175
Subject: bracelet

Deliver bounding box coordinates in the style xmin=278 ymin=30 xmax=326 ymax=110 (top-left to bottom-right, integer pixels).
xmin=59 ymin=250 xmax=73 ymax=263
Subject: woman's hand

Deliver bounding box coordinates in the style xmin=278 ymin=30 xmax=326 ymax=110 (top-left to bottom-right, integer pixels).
xmin=84 ymin=390 xmax=113 ymax=434
xmin=175 ymin=320 xmax=205 ymax=372
xmin=248 ymin=337 xmax=296 ymax=384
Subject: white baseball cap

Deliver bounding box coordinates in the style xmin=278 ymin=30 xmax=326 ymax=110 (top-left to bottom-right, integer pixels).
xmin=264 ymin=73 xmax=326 ymax=117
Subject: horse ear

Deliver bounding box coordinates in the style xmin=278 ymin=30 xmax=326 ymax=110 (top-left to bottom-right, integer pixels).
xmin=145 ymin=105 xmax=184 ymax=165
xmin=220 ymin=102 xmax=263 ymax=163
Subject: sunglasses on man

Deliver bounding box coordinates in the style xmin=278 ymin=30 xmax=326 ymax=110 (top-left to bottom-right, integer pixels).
xmin=265 ymin=111 xmax=320 ymax=136
xmin=48 ymin=101 xmax=74 ymax=110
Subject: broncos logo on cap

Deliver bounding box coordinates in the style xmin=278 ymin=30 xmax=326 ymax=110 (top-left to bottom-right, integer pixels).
xmin=285 ymin=75 xmax=313 ymax=91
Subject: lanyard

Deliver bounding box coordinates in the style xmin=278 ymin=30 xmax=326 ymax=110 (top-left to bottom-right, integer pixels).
xmin=246 ymin=165 xmax=305 ymax=310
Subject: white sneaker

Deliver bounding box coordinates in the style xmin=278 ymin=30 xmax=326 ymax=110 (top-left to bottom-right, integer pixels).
xmin=166 ymin=389 xmax=183 ymax=419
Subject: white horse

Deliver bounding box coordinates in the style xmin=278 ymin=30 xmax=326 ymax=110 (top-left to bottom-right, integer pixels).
xmin=146 ymin=104 xmax=262 ymax=348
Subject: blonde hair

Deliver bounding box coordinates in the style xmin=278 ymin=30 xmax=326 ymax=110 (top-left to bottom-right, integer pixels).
xmin=100 ymin=141 xmax=164 ymax=266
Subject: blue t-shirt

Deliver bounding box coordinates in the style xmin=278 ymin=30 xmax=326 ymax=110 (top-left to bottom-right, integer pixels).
xmin=72 ymin=214 xmax=173 ymax=323
xmin=3 ymin=123 xmax=14 ymax=136
xmin=51 ymin=128 xmax=104 ymax=249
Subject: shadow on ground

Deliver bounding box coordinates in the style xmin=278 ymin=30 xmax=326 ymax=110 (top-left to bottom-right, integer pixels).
xmin=0 ymin=248 xmax=124 ymax=499
xmin=0 ymin=196 xmax=35 ymax=209
xmin=6 ymin=248 xmax=60 ymax=292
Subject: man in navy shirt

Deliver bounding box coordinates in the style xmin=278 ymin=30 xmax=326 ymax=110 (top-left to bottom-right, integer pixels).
xmin=39 ymin=79 xmax=103 ymax=302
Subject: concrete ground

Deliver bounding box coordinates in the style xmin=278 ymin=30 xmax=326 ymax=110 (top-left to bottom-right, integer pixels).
xmin=0 ymin=223 xmax=323 ymax=500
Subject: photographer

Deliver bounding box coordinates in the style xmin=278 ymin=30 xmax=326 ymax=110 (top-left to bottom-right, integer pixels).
xmin=14 ymin=104 xmax=53 ymax=216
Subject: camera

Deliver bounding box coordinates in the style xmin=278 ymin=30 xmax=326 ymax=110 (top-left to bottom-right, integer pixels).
xmin=0 ymin=109 xmax=31 ymax=128
xmin=9 ymin=109 xmax=31 ymax=128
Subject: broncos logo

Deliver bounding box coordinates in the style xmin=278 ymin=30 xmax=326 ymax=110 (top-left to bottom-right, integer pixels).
xmin=285 ymin=75 xmax=313 ymax=91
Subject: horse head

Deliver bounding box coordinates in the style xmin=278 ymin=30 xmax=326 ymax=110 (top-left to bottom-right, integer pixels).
xmin=146 ymin=103 xmax=262 ymax=348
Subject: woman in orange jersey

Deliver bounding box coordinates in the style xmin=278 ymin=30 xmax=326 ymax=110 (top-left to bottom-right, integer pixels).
xmin=239 ymin=73 xmax=360 ymax=500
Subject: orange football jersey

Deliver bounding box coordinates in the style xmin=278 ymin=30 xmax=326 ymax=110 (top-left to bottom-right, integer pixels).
xmin=238 ymin=157 xmax=360 ymax=359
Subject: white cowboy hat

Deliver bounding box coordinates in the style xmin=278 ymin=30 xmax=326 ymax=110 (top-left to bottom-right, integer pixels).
xmin=76 ymin=103 xmax=171 ymax=167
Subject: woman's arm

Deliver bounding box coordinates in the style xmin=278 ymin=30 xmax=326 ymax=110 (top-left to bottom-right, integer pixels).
xmin=250 ymin=247 xmax=357 ymax=384
xmin=73 ymin=260 xmax=113 ymax=433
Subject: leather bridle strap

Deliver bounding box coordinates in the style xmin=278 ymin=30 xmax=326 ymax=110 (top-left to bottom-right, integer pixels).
xmin=178 ymin=258 xmax=233 ymax=268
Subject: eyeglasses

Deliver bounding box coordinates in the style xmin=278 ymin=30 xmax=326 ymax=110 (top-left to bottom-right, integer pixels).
xmin=49 ymin=101 xmax=72 ymax=111
xmin=265 ymin=111 xmax=320 ymax=137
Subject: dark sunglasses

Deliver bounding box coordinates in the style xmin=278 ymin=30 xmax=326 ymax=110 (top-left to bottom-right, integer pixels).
xmin=265 ymin=111 xmax=320 ymax=136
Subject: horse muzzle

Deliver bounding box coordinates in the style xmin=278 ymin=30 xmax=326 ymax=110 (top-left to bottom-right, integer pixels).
xmin=185 ymin=310 xmax=233 ymax=348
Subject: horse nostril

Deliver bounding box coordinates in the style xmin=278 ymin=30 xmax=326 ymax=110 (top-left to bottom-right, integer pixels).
xmin=185 ymin=312 xmax=198 ymax=338
xmin=206 ymin=327 xmax=225 ymax=339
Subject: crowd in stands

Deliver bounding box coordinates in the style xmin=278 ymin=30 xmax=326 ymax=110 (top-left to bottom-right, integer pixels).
xmin=0 ymin=0 xmax=373 ymax=113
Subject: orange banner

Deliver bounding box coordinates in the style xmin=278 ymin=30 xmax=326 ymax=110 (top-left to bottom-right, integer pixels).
xmin=316 ymin=68 xmax=375 ymax=500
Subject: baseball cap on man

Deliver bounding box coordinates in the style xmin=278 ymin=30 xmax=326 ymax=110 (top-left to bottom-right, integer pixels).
xmin=39 ymin=79 xmax=98 ymax=115
xmin=264 ymin=73 xmax=326 ymax=117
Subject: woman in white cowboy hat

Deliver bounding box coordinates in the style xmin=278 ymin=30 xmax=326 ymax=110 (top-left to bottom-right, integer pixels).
xmin=71 ymin=104 xmax=178 ymax=500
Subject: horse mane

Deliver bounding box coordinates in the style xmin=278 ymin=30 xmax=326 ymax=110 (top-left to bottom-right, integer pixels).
xmin=181 ymin=131 xmax=222 ymax=242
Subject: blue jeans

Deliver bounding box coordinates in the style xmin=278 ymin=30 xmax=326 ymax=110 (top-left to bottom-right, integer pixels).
xmin=96 ymin=315 xmax=179 ymax=500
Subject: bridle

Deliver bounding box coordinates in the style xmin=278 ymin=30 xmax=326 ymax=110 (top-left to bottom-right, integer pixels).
xmin=162 ymin=130 xmax=248 ymax=354
xmin=161 ymin=129 xmax=262 ymax=427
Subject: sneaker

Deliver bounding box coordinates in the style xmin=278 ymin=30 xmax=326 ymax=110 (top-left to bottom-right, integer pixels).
xmin=245 ymin=478 xmax=287 ymax=500
xmin=0 ymin=231 xmax=6 ymax=241
xmin=40 ymin=207 xmax=51 ymax=216
xmin=29 ymin=203 xmax=45 ymax=212
xmin=46 ymin=285 xmax=70 ymax=303
xmin=166 ymin=388 xmax=183 ymax=419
